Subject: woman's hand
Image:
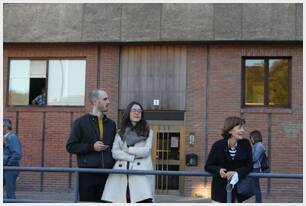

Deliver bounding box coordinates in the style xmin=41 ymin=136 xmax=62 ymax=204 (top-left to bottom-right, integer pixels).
xmin=226 ymin=171 xmax=235 ymax=180
xmin=219 ymin=168 xmax=227 ymax=178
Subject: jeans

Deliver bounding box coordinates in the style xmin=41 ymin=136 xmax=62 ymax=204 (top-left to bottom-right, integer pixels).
xmin=252 ymin=168 xmax=262 ymax=203
xmin=4 ymin=171 xmax=19 ymax=199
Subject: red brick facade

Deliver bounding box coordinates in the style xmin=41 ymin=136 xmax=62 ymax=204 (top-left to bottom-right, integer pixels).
xmin=3 ymin=43 xmax=302 ymax=198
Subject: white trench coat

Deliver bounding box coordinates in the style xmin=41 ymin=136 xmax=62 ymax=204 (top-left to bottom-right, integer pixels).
xmin=101 ymin=129 xmax=155 ymax=203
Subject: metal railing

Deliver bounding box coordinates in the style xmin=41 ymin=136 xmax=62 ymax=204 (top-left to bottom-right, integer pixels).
xmin=225 ymin=173 xmax=303 ymax=203
xmin=3 ymin=166 xmax=303 ymax=203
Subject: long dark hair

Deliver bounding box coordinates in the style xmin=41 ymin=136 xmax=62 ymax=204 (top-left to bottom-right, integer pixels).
xmin=221 ymin=116 xmax=246 ymax=139
xmin=119 ymin=101 xmax=150 ymax=138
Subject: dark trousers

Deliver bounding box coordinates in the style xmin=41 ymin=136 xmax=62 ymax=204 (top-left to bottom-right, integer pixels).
xmin=4 ymin=171 xmax=19 ymax=199
xmin=79 ymin=172 xmax=108 ymax=202
xmin=252 ymin=168 xmax=262 ymax=203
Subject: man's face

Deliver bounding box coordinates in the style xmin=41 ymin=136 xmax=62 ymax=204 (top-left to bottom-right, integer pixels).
xmin=94 ymin=91 xmax=110 ymax=112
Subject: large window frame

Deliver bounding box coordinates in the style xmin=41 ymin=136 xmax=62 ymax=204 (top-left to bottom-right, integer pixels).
xmin=241 ymin=56 xmax=292 ymax=108
xmin=7 ymin=57 xmax=87 ymax=107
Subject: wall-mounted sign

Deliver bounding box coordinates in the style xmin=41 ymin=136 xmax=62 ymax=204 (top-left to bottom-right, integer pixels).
xmin=170 ymin=136 xmax=179 ymax=148
xmin=153 ymin=99 xmax=160 ymax=106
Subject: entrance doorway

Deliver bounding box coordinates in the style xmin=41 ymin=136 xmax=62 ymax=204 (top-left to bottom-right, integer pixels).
xmin=149 ymin=120 xmax=185 ymax=195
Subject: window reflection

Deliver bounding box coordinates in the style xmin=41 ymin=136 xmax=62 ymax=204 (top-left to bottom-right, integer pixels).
xmin=269 ymin=59 xmax=289 ymax=105
xmin=9 ymin=60 xmax=31 ymax=105
xmin=47 ymin=60 xmax=86 ymax=106
xmin=245 ymin=59 xmax=264 ymax=105
xmin=244 ymin=58 xmax=290 ymax=107
xmin=8 ymin=59 xmax=86 ymax=106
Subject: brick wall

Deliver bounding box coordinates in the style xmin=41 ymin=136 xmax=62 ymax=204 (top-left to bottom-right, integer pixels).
xmin=185 ymin=45 xmax=207 ymax=197
xmin=3 ymin=43 xmax=302 ymax=199
xmin=3 ymin=44 xmax=120 ymax=192
xmin=99 ymin=46 xmax=120 ymax=124
xmin=184 ymin=44 xmax=302 ymax=199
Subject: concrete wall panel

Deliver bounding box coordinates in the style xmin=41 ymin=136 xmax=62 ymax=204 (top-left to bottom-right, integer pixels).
xmin=242 ymin=4 xmax=296 ymax=40
xmin=214 ymin=4 xmax=242 ymax=40
xmin=296 ymin=3 xmax=303 ymax=40
xmin=4 ymin=3 xmax=302 ymax=42
xmin=4 ymin=4 xmax=83 ymax=42
xmin=161 ymin=4 xmax=213 ymax=40
xmin=82 ymin=4 xmax=121 ymax=41
xmin=121 ymin=4 xmax=161 ymax=41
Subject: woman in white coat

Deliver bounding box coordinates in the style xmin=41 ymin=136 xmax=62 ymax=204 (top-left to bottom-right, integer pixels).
xmin=101 ymin=101 xmax=154 ymax=203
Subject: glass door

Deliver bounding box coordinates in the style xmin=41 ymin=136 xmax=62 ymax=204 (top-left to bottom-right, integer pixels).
xmin=150 ymin=121 xmax=185 ymax=195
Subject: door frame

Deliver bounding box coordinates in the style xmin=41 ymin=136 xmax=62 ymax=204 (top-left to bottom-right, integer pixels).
xmin=149 ymin=120 xmax=185 ymax=195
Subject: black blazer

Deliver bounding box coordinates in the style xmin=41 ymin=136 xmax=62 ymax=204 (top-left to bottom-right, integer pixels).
xmin=205 ymin=138 xmax=253 ymax=202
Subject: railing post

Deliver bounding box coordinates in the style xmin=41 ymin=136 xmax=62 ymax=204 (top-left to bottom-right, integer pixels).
xmin=226 ymin=182 xmax=233 ymax=203
xmin=74 ymin=171 xmax=79 ymax=203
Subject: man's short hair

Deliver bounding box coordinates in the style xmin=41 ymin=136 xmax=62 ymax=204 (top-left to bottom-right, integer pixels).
xmin=3 ymin=119 xmax=12 ymax=130
xmin=89 ymin=89 xmax=102 ymax=104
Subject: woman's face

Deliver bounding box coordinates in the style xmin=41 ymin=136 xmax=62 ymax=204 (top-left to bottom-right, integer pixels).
xmin=129 ymin=104 xmax=142 ymax=124
xmin=250 ymin=136 xmax=255 ymax=145
xmin=229 ymin=124 xmax=245 ymax=140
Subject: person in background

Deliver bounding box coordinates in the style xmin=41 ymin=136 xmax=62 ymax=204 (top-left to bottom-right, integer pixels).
xmin=3 ymin=118 xmax=22 ymax=199
xmin=205 ymin=116 xmax=253 ymax=203
xmin=102 ymin=101 xmax=154 ymax=203
xmin=249 ymin=130 xmax=265 ymax=203
xmin=32 ymin=87 xmax=46 ymax=106
xmin=66 ymin=89 xmax=116 ymax=202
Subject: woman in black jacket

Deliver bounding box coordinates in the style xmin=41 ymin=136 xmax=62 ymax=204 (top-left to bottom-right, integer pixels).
xmin=205 ymin=116 xmax=252 ymax=203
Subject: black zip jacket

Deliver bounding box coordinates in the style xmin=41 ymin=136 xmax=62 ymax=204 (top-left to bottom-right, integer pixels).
xmin=66 ymin=113 xmax=116 ymax=168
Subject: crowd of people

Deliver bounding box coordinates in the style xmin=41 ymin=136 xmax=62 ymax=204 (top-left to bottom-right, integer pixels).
xmin=4 ymin=88 xmax=269 ymax=203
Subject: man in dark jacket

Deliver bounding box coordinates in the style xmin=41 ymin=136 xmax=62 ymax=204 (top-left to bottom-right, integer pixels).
xmin=66 ymin=89 xmax=116 ymax=202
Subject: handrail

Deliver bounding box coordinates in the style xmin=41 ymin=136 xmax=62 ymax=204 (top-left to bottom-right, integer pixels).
xmin=4 ymin=166 xmax=303 ymax=178
xmin=4 ymin=166 xmax=213 ymax=176
xmin=3 ymin=166 xmax=303 ymax=203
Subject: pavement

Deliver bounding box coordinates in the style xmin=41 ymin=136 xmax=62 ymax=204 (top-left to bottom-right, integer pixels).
xmin=3 ymin=191 xmax=303 ymax=203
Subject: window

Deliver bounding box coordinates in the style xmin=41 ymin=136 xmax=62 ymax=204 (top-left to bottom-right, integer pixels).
xmin=8 ymin=59 xmax=86 ymax=106
xmin=243 ymin=57 xmax=290 ymax=107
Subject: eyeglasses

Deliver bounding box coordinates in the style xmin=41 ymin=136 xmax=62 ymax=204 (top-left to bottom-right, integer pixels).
xmin=130 ymin=108 xmax=142 ymax=113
